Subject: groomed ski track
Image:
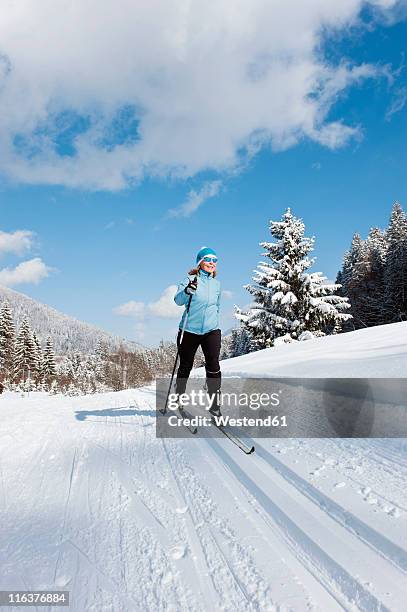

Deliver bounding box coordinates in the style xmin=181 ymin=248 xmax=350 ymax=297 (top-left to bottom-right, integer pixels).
xmin=1 ymin=386 xmax=406 ymax=611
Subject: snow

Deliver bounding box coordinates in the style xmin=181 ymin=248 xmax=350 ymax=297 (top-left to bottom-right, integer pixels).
xmin=1 ymin=322 xmax=406 ymax=611
xmin=205 ymin=321 xmax=407 ymax=379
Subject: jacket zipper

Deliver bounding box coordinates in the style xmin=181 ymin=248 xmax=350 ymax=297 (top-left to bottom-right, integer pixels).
xmin=201 ymin=273 xmax=210 ymax=333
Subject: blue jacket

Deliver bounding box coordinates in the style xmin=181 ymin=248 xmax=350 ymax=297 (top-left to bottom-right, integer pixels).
xmin=174 ymin=268 xmax=221 ymax=334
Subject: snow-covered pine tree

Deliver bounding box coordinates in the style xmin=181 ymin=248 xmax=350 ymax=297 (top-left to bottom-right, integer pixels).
xmin=339 ymin=233 xmax=366 ymax=329
xmin=362 ymin=227 xmax=387 ymax=326
xmin=66 ymin=353 xmax=82 ymax=381
xmin=235 ymin=208 xmax=352 ymax=349
xmin=49 ymin=379 xmax=59 ymax=395
xmin=95 ymin=339 xmax=108 ymax=383
xmin=144 ymin=349 xmax=155 ymax=377
xmin=0 ymin=301 xmax=16 ymax=380
xmin=42 ymin=337 xmax=57 ymax=386
xmin=384 ymin=201 xmax=407 ymax=322
xmin=228 ymin=326 xmax=252 ymax=357
xmin=95 ymin=339 xmax=109 ymax=362
xmin=341 ymin=233 xmax=365 ymax=287
xmin=13 ymin=317 xmax=37 ymax=384
xmin=32 ymin=331 xmax=43 ymax=385
xmin=339 ymin=228 xmax=389 ymax=329
xmin=219 ymin=334 xmax=232 ymax=360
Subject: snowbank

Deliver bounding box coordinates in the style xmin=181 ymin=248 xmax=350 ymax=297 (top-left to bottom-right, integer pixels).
xmin=211 ymin=322 xmax=407 ymax=378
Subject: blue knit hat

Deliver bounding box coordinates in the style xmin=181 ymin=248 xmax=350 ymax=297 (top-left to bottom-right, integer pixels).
xmin=196 ymin=246 xmax=217 ymax=265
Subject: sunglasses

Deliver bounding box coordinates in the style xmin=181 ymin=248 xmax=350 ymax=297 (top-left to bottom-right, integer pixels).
xmin=202 ymin=256 xmax=218 ymax=263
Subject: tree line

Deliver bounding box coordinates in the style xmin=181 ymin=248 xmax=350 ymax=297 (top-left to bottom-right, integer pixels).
xmin=0 ymin=301 xmax=185 ymax=395
xmin=337 ymin=201 xmax=407 ymax=329
xmin=0 ymin=303 xmax=57 ymax=392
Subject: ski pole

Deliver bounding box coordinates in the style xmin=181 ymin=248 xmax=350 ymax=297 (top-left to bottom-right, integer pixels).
xmin=160 ymin=281 xmax=195 ymax=415
xmin=179 ymin=292 xmax=193 ymax=345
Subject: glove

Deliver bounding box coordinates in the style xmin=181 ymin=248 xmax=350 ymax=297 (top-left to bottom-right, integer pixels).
xmin=184 ymin=277 xmax=198 ymax=295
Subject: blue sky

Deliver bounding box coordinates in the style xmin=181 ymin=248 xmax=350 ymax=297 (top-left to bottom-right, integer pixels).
xmin=0 ymin=1 xmax=406 ymax=347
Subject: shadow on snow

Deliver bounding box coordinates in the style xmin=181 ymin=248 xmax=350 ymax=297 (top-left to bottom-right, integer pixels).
xmin=75 ymin=407 xmax=156 ymax=421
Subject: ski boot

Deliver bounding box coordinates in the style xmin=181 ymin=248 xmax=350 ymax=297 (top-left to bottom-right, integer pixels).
xmin=208 ymin=393 xmax=222 ymax=422
xmin=205 ymin=375 xmax=222 ymax=422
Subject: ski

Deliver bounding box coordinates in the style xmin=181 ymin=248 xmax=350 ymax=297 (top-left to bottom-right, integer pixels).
xmin=178 ymin=407 xmax=198 ymax=435
xmin=212 ymin=421 xmax=255 ymax=454
xmin=190 ymin=406 xmax=255 ymax=454
xmin=158 ymin=405 xmax=197 ymax=434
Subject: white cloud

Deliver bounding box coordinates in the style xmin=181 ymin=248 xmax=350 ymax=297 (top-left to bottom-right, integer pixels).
xmin=113 ymin=300 xmax=145 ymax=318
xmin=168 ymin=180 xmax=223 ymax=217
xmin=113 ymin=301 xmax=155 ymax=342
xmin=385 ymin=85 xmax=407 ymax=121
xmin=0 ymin=0 xmax=400 ymax=191
xmin=222 ymin=290 xmax=233 ymax=299
xmin=0 ymin=229 xmax=34 ymax=256
xmin=148 ymin=285 xmax=182 ymax=318
xmin=113 ymin=285 xmax=182 ymax=321
xmin=0 ymin=257 xmax=54 ymax=286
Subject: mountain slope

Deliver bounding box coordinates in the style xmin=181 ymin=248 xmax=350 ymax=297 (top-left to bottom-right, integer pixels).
xmin=0 ymin=285 xmax=143 ymax=354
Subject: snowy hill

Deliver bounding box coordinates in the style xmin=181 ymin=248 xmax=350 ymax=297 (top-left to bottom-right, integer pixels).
xmin=207 ymin=321 xmax=407 ymax=379
xmin=0 ymin=285 xmax=143 ymax=355
xmin=1 ymin=322 xmax=406 ymax=611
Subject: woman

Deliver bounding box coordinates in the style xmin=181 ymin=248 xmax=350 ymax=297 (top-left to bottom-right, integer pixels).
xmin=173 ymin=246 xmax=222 ymax=417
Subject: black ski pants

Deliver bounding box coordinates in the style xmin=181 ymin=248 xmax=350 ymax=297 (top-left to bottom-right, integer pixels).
xmin=175 ymin=328 xmax=221 ymax=398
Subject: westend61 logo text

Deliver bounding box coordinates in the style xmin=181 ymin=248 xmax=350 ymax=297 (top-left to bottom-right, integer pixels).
xmin=167 ymin=390 xmax=281 ymax=411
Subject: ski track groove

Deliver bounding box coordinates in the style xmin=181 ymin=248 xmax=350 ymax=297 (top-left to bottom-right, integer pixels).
xmin=145 ymin=390 xmax=252 ymax=610
xmin=203 ymin=438 xmax=343 ymax=612
xmin=164 ymin=442 xmax=264 ymax=610
xmin=144 ymin=391 xmax=312 ymax=611
xmin=141 ymin=396 xmax=230 ymax=610
xmin=205 ymin=525 xmax=252 ymax=606
xmin=206 ymin=436 xmax=405 ymax=612
xmin=220 ymin=449 xmax=370 ymax=612
xmin=139 ymin=392 xmax=221 ymax=609
xmin=253 ymin=440 xmax=407 ymax=574
xmin=53 ymin=446 xmax=78 ymax=584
